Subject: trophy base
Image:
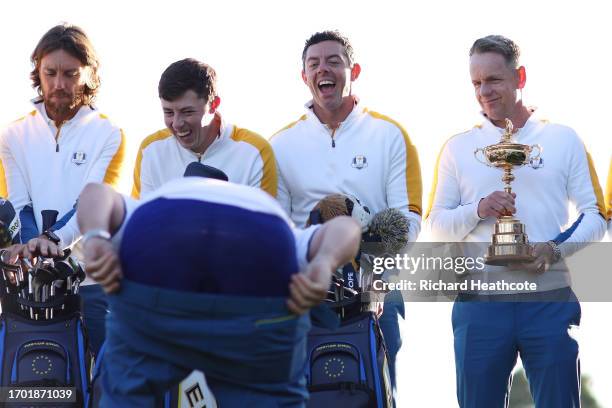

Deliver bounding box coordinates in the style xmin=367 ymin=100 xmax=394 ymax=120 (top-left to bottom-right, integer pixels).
xmin=485 ymin=216 xmax=535 ymax=266
xmin=484 ymin=244 xmax=536 ymax=266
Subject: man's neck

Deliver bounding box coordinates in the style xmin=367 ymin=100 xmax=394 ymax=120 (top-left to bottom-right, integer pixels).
xmin=490 ymin=103 xmax=532 ymax=130
xmin=312 ymin=97 xmax=355 ymax=130
xmin=192 ymin=113 xmax=222 ymax=156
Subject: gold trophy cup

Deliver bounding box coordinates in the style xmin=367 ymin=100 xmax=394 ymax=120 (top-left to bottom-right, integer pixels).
xmin=474 ymin=119 xmax=542 ymax=266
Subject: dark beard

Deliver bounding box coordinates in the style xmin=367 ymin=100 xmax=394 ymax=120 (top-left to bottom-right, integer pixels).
xmin=43 ymin=89 xmax=85 ymax=122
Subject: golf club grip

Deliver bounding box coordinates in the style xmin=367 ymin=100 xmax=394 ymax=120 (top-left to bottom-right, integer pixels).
xmin=41 ymin=209 xmax=59 ymax=232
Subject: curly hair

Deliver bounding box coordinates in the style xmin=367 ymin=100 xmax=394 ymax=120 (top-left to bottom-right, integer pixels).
xmin=30 ymin=23 xmax=100 ymax=105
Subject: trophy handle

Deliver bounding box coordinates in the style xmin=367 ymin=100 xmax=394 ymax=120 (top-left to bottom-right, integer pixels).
xmin=474 ymin=148 xmax=492 ymax=167
xmin=528 ymin=144 xmax=542 ymax=162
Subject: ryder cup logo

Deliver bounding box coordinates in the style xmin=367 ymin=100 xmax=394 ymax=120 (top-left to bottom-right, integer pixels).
xmin=530 ymin=157 xmax=544 ymax=169
xmin=351 ymin=155 xmax=368 ymax=169
xmin=71 ymin=151 xmax=87 ymax=165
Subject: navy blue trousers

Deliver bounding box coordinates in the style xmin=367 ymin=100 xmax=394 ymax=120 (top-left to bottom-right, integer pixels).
xmin=101 ymin=281 xmax=311 ymax=408
xmin=452 ymin=288 xmax=581 ymax=408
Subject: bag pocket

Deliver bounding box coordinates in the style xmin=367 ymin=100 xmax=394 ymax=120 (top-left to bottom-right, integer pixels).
xmin=11 ymin=339 xmax=70 ymax=386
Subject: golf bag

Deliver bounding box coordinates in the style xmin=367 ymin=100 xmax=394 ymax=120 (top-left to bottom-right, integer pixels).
xmin=0 ymin=209 xmax=93 ymax=407
xmin=306 ymin=275 xmax=393 ymax=408
xmin=0 ymin=306 xmax=94 ymax=407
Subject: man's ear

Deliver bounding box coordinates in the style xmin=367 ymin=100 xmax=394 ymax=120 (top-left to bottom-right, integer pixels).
xmin=301 ymin=70 xmax=308 ymax=85
xmin=517 ymin=66 xmax=526 ymax=89
xmin=350 ymin=63 xmax=361 ymax=81
xmin=209 ymin=96 xmax=221 ymax=113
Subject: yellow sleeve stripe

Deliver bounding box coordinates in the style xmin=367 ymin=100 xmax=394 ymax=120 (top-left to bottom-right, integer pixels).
xmin=585 ymin=149 xmax=607 ymax=221
xmin=367 ymin=110 xmax=423 ymax=215
xmin=103 ymin=129 xmax=126 ymax=187
xmin=424 ymin=139 xmax=451 ymax=220
xmin=424 ymin=128 xmax=475 ymax=219
xmin=231 ymin=127 xmax=278 ymax=197
xmin=270 ymin=115 xmax=307 ymax=140
xmin=131 ymin=128 xmax=173 ymax=199
xmin=0 ymin=159 xmax=7 ymax=198
xmin=606 ymin=159 xmax=612 ymax=220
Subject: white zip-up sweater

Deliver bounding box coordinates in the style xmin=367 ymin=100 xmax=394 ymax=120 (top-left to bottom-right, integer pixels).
xmin=131 ymin=123 xmax=277 ymax=199
xmin=426 ymin=113 xmax=606 ymax=261
xmin=271 ymin=101 xmax=422 ymax=242
xmin=0 ymin=102 xmax=125 ymax=247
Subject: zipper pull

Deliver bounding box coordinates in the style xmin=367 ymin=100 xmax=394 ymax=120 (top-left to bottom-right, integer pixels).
xmin=56 ymin=143 xmax=59 ymax=152
xmin=332 ymin=138 xmax=335 ymax=148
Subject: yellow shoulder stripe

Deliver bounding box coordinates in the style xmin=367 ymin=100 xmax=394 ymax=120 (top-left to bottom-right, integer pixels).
xmin=424 ymin=129 xmax=472 ymax=219
xmin=270 ymin=115 xmax=307 ymax=140
xmin=367 ymin=110 xmax=423 ymax=215
xmin=10 ymin=110 xmax=37 ymax=124
xmin=606 ymin=159 xmax=612 ymax=221
xmin=231 ymin=127 xmax=278 ymax=197
xmin=584 ymin=148 xmax=607 ymax=221
xmin=0 ymin=159 xmax=7 ymax=198
xmin=131 ymin=129 xmax=173 ymax=199
xmin=103 ymin=129 xmax=126 ymax=187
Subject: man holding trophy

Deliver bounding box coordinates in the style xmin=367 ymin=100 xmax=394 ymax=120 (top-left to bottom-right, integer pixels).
xmin=426 ymin=35 xmax=607 ymax=407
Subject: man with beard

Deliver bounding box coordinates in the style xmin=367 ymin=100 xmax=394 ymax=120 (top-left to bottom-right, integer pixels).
xmin=271 ymin=30 xmax=423 ymax=398
xmin=0 ymin=23 xmax=125 ymax=355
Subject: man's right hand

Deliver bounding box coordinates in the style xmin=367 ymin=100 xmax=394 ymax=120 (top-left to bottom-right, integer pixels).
xmin=477 ymin=191 xmax=517 ymax=219
xmin=287 ymin=256 xmax=334 ymax=315
xmin=83 ymin=238 xmax=122 ymax=294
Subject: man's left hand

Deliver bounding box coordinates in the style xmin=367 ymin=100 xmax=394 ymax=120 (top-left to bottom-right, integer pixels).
xmin=15 ymin=237 xmax=64 ymax=259
xmin=509 ymin=242 xmax=554 ymax=274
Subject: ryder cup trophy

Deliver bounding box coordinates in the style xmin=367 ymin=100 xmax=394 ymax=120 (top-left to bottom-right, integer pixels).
xmin=474 ymin=119 xmax=542 ymax=266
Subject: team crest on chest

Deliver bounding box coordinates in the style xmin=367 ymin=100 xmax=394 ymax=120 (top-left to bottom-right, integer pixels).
xmin=351 ymin=155 xmax=368 ymax=169
xmin=71 ymin=151 xmax=87 ymax=165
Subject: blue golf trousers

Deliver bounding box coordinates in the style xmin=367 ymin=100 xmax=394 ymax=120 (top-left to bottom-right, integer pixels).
xmin=452 ymin=288 xmax=581 ymax=408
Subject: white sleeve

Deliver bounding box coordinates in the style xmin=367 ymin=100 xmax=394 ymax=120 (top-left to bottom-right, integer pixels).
xmin=557 ymin=138 xmax=606 ymax=257
xmin=55 ymin=128 xmax=124 ymax=246
xmin=386 ymin=129 xmax=422 ymax=242
xmin=135 ymin=151 xmax=158 ymax=199
xmin=276 ymin=166 xmax=292 ymax=217
xmin=111 ymin=195 xmax=139 ymax=250
xmin=425 ymin=142 xmax=482 ymax=241
xmin=292 ymin=225 xmax=321 ymax=270
xmin=0 ymin=131 xmax=31 ymax=214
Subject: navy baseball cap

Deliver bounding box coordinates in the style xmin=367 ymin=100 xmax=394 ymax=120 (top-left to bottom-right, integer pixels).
xmin=183 ymin=162 xmax=229 ymax=181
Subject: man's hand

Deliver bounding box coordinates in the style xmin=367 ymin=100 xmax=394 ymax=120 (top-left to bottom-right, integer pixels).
xmin=83 ymin=238 xmax=122 ymax=293
xmin=287 ymin=256 xmax=334 ymax=315
xmin=508 ymin=242 xmax=554 ymax=274
xmin=477 ymin=191 xmax=516 ymax=219
xmin=14 ymin=237 xmax=64 ymax=259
